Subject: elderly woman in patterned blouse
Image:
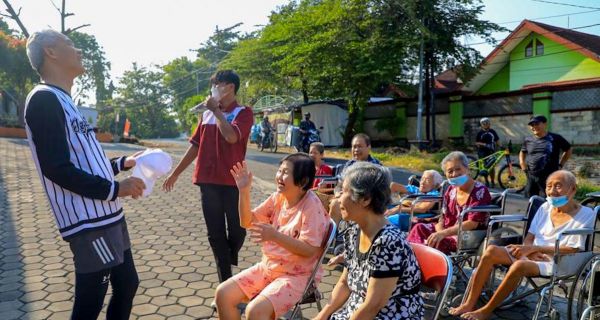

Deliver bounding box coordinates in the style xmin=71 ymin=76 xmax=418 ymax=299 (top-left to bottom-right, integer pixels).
xmin=407 ymin=151 xmax=491 ymax=254
xmin=314 ymin=162 xmax=423 ymax=320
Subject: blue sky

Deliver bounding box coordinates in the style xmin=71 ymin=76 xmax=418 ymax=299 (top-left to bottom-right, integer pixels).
xmin=4 ymin=0 xmax=600 ymax=90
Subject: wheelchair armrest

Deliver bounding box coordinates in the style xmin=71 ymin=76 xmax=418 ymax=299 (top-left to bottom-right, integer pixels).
xmin=410 ymin=196 xmax=443 ymax=213
xmin=557 ymin=228 xmax=596 ymax=240
xmin=459 ymin=205 xmax=502 ymax=219
xmin=489 ymin=214 xmax=526 ymax=222
xmin=316 ymin=176 xmax=338 ymax=181
xmin=399 ymin=194 xmax=422 ymax=202
xmin=554 ymin=228 xmax=600 ymax=256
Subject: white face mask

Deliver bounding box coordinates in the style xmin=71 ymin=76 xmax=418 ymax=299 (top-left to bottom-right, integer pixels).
xmin=210 ymin=86 xmax=221 ymax=101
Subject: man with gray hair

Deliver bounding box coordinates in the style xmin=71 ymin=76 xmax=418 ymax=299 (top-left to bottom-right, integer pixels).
xmin=24 ymin=29 xmax=145 ymax=319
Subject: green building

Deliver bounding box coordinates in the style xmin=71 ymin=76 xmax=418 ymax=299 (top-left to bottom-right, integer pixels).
xmin=365 ymin=20 xmax=600 ymax=146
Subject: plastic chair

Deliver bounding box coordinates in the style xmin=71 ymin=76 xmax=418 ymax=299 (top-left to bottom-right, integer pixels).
xmin=287 ymin=218 xmax=337 ymax=319
xmin=411 ymin=243 xmax=453 ymax=320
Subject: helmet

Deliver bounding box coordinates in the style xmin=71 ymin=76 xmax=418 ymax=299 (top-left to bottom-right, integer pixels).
xmin=480 ymin=117 xmax=490 ymax=125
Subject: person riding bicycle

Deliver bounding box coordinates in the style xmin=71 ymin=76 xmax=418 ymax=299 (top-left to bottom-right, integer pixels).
xmin=259 ymin=115 xmax=274 ymax=147
xmin=298 ymin=112 xmax=317 ymax=152
xmin=475 ymin=117 xmax=500 ymax=187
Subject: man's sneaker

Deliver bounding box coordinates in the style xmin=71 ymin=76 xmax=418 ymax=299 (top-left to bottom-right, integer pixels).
xmin=211 ymin=300 xmax=217 ymax=310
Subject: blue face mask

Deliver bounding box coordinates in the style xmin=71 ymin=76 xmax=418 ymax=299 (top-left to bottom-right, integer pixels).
xmin=546 ymin=195 xmax=569 ymax=208
xmin=448 ymin=174 xmax=469 ymax=187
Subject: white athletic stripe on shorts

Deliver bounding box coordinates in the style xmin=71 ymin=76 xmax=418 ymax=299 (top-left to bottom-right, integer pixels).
xmin=92 ymin=240 xmax=108 ymax=264
xmin=99 ymin=237 xmax=115 ymax=261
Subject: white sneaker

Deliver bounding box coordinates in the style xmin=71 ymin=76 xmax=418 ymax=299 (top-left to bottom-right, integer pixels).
xmin=211 ymin=300 xmax=217 ymax=310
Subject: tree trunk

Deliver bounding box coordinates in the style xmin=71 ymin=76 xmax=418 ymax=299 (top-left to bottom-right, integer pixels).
xmin=424 ymin=51 xmax=432 ymax=141
xmin=430 ymin=56 xmax=437 ymax=144
xmin=1 ymin=0 xmax=29 ymax=37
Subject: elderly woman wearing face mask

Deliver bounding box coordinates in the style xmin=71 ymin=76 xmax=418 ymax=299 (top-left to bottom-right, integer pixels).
xmin=451 ymin=170 xmax=596 ymax=320
xmin=407 ymin=151 xmax=492 ymax=254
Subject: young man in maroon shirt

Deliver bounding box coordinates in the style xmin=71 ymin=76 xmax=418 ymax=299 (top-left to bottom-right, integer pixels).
xmin=163 ymin=70 xmax=253 ymax=283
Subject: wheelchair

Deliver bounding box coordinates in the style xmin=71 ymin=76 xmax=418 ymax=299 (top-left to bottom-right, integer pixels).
xmin=454 ymin=202 xmax=600 ymax=320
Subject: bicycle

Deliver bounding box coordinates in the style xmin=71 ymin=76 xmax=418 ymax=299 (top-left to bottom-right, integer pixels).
xmin=467 ymin=141 xmax=527 ymax=192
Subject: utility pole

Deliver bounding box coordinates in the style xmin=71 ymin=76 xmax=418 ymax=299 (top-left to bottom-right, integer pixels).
xmin=416 ymin=35 xmax=425 ymax=147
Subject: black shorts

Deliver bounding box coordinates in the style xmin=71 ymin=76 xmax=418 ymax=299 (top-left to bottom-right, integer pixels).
xmin=67 ymin=220 xmax=132 ymax=274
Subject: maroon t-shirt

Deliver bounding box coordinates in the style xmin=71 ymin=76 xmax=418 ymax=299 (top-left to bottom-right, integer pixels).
xmin=442 ymin=181 xmax=491 ymax=229
xmin=189 ymin=101 xmax=253 ymax=186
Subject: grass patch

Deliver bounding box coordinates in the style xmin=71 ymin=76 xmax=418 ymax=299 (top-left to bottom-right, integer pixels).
xmin=326 ymin=148 xmax=447 ymax=173
xmin=576 ymin=178 xmax=600 ymax=201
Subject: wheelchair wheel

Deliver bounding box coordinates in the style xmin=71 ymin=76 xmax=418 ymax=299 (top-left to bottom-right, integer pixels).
xmin=567 ymin=255 xmax=599 ymax=320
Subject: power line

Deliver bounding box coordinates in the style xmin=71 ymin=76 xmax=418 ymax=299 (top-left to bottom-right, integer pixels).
xmin=495 ymin=9 xmax=600 ymax=25
xmin=531 ymin=0 xmax=600 ymax=10
xmin=464 ymin=22 xmax=600 ymax=47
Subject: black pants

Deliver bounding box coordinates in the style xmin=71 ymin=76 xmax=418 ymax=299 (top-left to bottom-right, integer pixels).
xmin=71 ymin=249 xmax=139 ymax=320
xmin=199 ymin=183 xmax=246 ymax=282
xmin=525 ymin=171 xmax=552 ymax=198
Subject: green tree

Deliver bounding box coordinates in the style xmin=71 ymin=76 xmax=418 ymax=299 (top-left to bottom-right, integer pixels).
xmin=162 ymin=57 xmax=211 ymax=133
xmin=222 ymin=0 xmax=502 ymax=145
xmin=107 ymin=63 xmax=179 ymax=138
xmin=0 ymin=30 xmax=37 ymax=124
xmin=69 ymin=31 xmax=112 ymax=105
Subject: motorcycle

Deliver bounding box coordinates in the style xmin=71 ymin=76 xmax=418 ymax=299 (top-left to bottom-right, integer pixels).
xmin=259 ymin=130 xmax=277 ymax=153
xmin=296 ymin=128 xmax=321 ymax=153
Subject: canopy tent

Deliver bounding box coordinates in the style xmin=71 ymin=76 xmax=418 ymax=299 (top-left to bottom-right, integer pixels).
xmin=299 ymin=101 xmax=348 ymax=147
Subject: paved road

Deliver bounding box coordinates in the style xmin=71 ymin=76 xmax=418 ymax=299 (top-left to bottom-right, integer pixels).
xmin=0 ymin=138 xmax=580 ymax=319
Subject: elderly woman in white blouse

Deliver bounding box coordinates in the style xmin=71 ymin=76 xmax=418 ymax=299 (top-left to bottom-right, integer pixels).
xmin=451 ymin=170 xmax=596 ymax=320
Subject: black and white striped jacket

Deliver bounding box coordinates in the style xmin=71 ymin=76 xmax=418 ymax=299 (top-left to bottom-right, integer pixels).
xmin=25 ymin=84 xmax=127 ymax=240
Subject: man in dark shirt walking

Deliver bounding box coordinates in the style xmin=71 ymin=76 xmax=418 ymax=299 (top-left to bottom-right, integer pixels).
xmin=519 ymin=115 xmax=572 ymax=197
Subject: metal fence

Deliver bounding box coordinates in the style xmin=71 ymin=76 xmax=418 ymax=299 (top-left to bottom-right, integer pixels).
xmin=552 ymin=87 xmax=600 ymax=111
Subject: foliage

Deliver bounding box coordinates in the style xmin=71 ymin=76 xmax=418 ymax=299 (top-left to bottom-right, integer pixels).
xmin=106 ymin=63 xmax=179 ymax=138
xmin=162 ymin=24 xmax=245 ymax=134
xmin=0 ymin=113 xmax=20 ymax=127
xmin=181 ymin=94 xmax=205 ymax=135
xmin=69 ymin=32 xmax=112 ymax=105
xmin=572 ymin=146 xmax=600 ymax=157
xmin=0 ymin=30 xmax=37 ymax=121
xmin=575 ymin=178 xmax=600 ymax=201
xmin=326 ymin=148 xmax=443 ymax=173
xmin=222 ymin=0 xmax=502 ymax=145
xmin=162 ymin=57 xmax=210 ymax=132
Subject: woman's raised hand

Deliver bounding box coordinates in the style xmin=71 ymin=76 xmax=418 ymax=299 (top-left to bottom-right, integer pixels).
xmin=230 ymin=161 xmax=253 ymax=192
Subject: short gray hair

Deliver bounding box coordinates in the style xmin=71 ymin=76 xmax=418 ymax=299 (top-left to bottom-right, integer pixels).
xmin=26 ymin=29 xmax=65 ymax=73
xmin=441 ymin=151 xmax=470 ymax=171
xmin=547 ymin=170 xmax=577 ymax=190
xmin=342 ymin=162 xmax=391 ymax=214
xmin=423 ymin=170 xmax=444 ymax=187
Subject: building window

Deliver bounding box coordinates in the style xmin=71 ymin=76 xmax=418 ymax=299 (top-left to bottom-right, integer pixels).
xmin=536 ymin=40 xmax=544 ymax=55
xmin=525 ymin=40 xmax=533 ymax=57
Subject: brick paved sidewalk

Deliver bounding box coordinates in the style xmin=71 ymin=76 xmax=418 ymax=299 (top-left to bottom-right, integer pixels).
xmin=0 ymin=138 xmax=577 ymax=319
